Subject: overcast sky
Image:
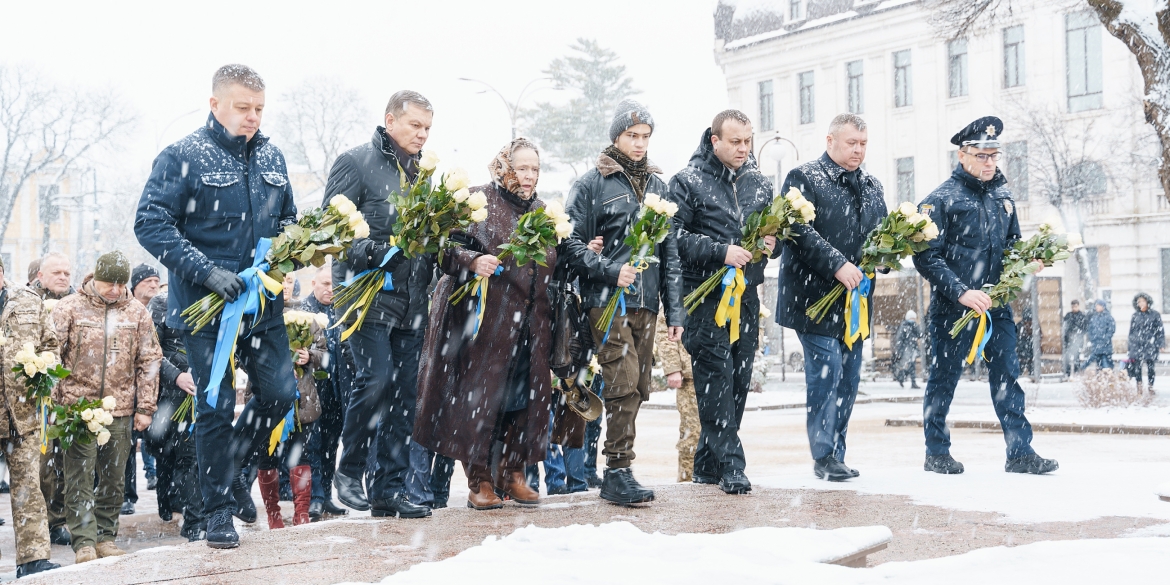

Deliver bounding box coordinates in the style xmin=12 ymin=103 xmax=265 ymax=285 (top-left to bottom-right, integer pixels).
xmin=2 ymin=0 xmax=728 ymax=198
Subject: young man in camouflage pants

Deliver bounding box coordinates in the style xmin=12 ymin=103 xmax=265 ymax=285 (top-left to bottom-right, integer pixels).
xmin=0 ymin=257 xmax=62 ymax=577
xmin=655 ymin=311 xmax=699 ymax=482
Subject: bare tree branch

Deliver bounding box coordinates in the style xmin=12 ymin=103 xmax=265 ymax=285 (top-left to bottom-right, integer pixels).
xmin=272 ymin=77 xmax=368 ymax=197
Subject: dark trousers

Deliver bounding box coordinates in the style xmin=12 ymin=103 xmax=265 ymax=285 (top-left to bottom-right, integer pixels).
xmin=338 ymin=325 xmax=424 ymax=500
xmin=1129 ymin=357 xmax=1156 ymax=386
xmin=184 ymin=325 xmax=299 ymax=515
xmin=306 ymin=385 xmax=346 ymax=505
xmin=148 ymin=423 xmax=204 ymax=527
xmin=582 ymin=416 xmax=601 ymax=478
xmin=405 ymin=442 xmax=454 ymax=507
xmin=123 ymin=434 xmax=138 ymax=504
xmin=924 ymin=310 xmax=1035 ymax=459
xmin=1083 ymin=352 xmax=1113 ymax=370
xmin=797 ymin=332 xmax=862 ymax=462
xmin=684 ymin=289 xmax=759 ymax=477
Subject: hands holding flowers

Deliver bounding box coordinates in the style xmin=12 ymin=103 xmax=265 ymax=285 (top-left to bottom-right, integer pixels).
xmin=49 ymin=396 xmax=115 ymax=451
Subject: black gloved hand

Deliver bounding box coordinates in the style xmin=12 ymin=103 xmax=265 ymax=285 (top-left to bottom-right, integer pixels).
xmin=203 ymin=267 xmax=246 ymax=303
xmin=367 ymin=243 xmax=405 ymax=273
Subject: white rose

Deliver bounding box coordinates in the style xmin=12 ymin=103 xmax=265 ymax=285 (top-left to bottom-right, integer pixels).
xmin=102 ymin=411 xmax=115 ymax=426
xmin=353 ymin=221 xmax=370 ymax=239
xmin=329 ymin=195 xmax=356 ymax=216
xmin=39 ymin=351 xmax=57 ymax=368
xmin=444 ymin=168 xmax=470 ymax=192
xmin=42 ymin=299 xmax=58 ymax=313
xmin=314 ymin=313 xmax=330 ymax=328
xmin=1066 ymin=232 xmax=1083 ymax=248
xmin=466 ymin=190 xmax=488 ymax=211
xmin=469 ymin=208 xmax=489 ymax=223
xmin=419 ymin=150 xmax=440 ymax=172
xmin=86 ymin=420 xmax=103 ymax=434
xmin=644 ymin=193 xmax=661 ymax=208
xmin=759 ymin=306 xmax=772 ymax=319
xmin=800 ymin=205 xmax=816 ymax=222
xmin=922 ymin=222 xmax=940 ymax=241
xmin=785 ymin=187 xmax=803 ymax=202
xmin=452 ymin=188 xmax=470 ymax=204
xmin=898 ymin=201 xmax=917 ymax=217
xmin=102 ymin=396 xmax=117 ymax=411
xmin=81 ymin=409 xmax=94 ymax=422
xmin=555 ymin=221 xmax=574 ymax=240
xmin=347 ymin=211 xmax=365 ymax=228
xmin=544 ymin=200 xmax=564 ymax=219
xmin=96 ymin=430 xmax=111 ymax=446
xmin=662 ymin=201 xmax=679 ymax=217
xmin=906 ymin=213 xmax=925 ymax=226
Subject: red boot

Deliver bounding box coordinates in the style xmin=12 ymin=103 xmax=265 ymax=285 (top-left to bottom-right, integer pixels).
xmin=291 ymin=465 xmax=312 ymax=526
xmin=257 ymin=468 xmax=285 ymax=529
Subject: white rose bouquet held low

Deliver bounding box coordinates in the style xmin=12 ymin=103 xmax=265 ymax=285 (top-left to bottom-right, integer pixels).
xmin=41 ymin=299 xmax=58 ymax=314
xmin=181 ymin=195 xmax=370 ymax=333
xmin=12 ymin=342 xmax=71 ymax=453
xmin=284 ymin=310 xmax=329 ymax=379
xmin=683 ymin=187 xmax=814 ymax=315
xmin=48 ymin=396 xmax=116 ymax=451
xmin=594 ymin=193 xmax=677 ymax=343
xmin=332 ymin=153 xmax=486 ymax=340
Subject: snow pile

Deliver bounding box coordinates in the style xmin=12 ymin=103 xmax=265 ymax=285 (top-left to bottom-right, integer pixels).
xmin=1157 ymin=481 xmax=1170 ymax=500
xmin=344 ymin=522 xmax=1170 ymax=585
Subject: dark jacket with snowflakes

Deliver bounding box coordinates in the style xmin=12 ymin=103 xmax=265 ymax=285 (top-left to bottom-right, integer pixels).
xmin=563 ymin=152 xmax=683 ymax=325
xmin=775 ymin=152 xmax=887 ymax=339
xmin=1128 ymin=293 xmax=1165 ymax=360
xmin=913 ymin=165 xmax=1020 ymax=319
xmin=1086 ymin=309 xmax=1116 ymax=355
xmin=668 ymin=128 xmax=776 ymax=289
xmin=135 ymin=113 xmax=297 ymax=332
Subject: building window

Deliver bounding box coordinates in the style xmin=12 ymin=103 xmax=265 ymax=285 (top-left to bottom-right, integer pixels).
xmin=1004 ymin=140 xmax=1028 ymax=200
xmin=846 ymin=60 xmax=864 ymax=114
xmin=798 ymin=71 xmax=815 ymax=124
xmin=893 ymin=50 xmax=912 ymax=108
xmin=896 ymin=157 xmax=915 ymax=203
xmin=790 ymin=0 xmax=803 ymax=20
xmin=1067 ymin=11 xmax=1103 ymax=112
xmin=948 ymin=39 xmax=968 ymax=98
xmin=1162 ymin=248 xmax=1170 ymax=311
xmin=1074 ymin=160 xmax=1108 ymax=197
xmin=758 ymin=80 xmax=774 ymax=132
xmin=1003 ymin=25 xmax=1025 ymax=88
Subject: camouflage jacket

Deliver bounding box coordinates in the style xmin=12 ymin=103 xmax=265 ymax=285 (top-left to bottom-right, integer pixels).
xmin=0 ymin=286 xmax=61 ymax=437
xmin=52 ymin=281 xmax=161 ymax=417
xmin=654 ymin=310 xmax=691 ymax=379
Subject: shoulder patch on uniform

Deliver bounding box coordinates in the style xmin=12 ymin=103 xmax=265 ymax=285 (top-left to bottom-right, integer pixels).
xmin=920 ymin=204 xmax=934 ymax=216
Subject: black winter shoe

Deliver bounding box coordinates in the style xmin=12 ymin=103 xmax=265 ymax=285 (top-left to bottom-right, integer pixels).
xmin=158 ymin=507 xmax=173 ymax=522
xmin=718 ymin=470 xmax=752 ymax=494
xmin=844 ymin=464 xmax=861 ymax=478
xmin=180 ymin=520 xmax=206 ymax=542
xmin=231 ymin=472 xmax=257 ymax=524
xmin=334 ymin=471 xmax=370 ymax=511
xmin=309 ymin=501 xmax=324 ymax=522
xmin=370 ymin=492 xmax=432 ymax=518
xmin=813 ymin=456 xmax=853 ymax=482
xmin=120 ymin=501 xmax=135 ymax=515
xmin=322 ymin=500 xmax=349 ymax=516
xmin=147 ymin=476 xmax=158 ymax=491
xmin=1005 ymin=453 xmax=1059 ymax=475
xmin=600 ymin=468 xmax=655 ymax=505
xmin=16 ymin=559 xmax=59 ymax=577
xmin=205 ymin=508 xmax=239 ymax=549
xmin=585 ymin=474 xmax=603 ymax=489
xmin=0 ymin=480 xmax=9 ymax=493
xmin=49 ymin=525 xmax=70 ymax=546
xmin=547 ymin=484 xmax=570 ymax=495
xmin=924 ymin=454 xmax=965 ymax=474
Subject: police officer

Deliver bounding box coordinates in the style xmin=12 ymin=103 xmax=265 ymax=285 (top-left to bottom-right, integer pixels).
xmin=913 ymin=117 xmax=1058 ymax=476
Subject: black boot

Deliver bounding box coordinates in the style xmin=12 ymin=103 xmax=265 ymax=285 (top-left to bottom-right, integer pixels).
xmin=1005 ymin=453 xmax=1059 ymax=475
xmin=180 ymin=520 xmax=206 ymax=542
xmin=308 ymin=501 xmax=323 ymax=522
xmin=599 ymin=468 xmax=655 ymax=505
xmin=585 ymin=474 xmax=603 ymax=489
xmin=718 ymin=469 xmax=752 ymax=494
xmin=231 ymin=471 xmax=257 ymax=524
xmin=322 ymin=499 xmax=349 ymax=516
xmin=205 ymin=508 xmax=239 ymax=549
xmin=370 ymin=491 xmax=432 ymax=518
xmin=813 ymin=456 xmax=852 ymax=482
xmin=924 ymin=454 xmax=965 ymax=474
xmin=49 ymin=525 xmax=71 ymax=546
xmin=333 ymin=471 xmax=370 ymax=511
xmin=16 ymin=559 xmax=60 ymax=577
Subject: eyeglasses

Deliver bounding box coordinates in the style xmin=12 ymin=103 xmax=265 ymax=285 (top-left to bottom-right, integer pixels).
xmin=965 ymin=152 xmax=1001 ymax=162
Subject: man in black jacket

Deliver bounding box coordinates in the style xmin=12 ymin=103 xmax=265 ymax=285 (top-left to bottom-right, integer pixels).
xmin=913 ymin=116 xmax=1057 ymax=476
xmin=563 ymin=99 xmax=683 ymax=505
xmin=776 ymin=113 xmax=887 ymax=482
xmin=668 ymin=110 xmax=775 ymax=494
xmin=322 ymin=91 xmax=434 ymax=519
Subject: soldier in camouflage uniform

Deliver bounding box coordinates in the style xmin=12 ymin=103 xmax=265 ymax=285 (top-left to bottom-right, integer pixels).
xmin=655 ymin=311 xmax=699 ymax=482
xmin=0 ymin=257 xmax=63 ymax=577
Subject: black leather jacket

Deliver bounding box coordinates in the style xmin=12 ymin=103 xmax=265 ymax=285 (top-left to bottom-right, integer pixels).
xmin=562 ymin=152 xmax=683 ymax=327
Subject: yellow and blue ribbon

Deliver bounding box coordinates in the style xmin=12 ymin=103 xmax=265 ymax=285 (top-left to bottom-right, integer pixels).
xmin=965 ymin=311 xmax=994 ymax=364
xmin=38 ymin=397 xmax=50 ymax=454
xmin=843 ymin=273 xmax=872 ymax=351
xmin=467 ymin=265 xmax=504 ymax=339
xmin=203 ymin=238 xmax=284 ymax=409
xmin=268 ymin=401 xmax=298 ymax=456
xmin=713 ymin=266 xmax=746 ymax=343
xmin=337 ymin=246 xmax=399 ymax=341
xmin=601 ymin=285 xmax=632 ymax=345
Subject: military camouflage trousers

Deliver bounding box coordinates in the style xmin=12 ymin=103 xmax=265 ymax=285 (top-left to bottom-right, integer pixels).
xmin=6 ymin=432 xmax=52 ymax=564
xmin=676 ymin=378 xmax=699 ymax=482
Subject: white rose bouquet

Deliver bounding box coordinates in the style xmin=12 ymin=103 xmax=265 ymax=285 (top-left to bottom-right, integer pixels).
xmin=333 ymin=152 xmax=486 ymax=339
xmin=48 ymin=396 xmax=116 ymax=451
xmin=12 ymin=342 xmax=70 ymax=453
xmin=284 ymin=310 xmax=329 ymax=379
xmin=594 ymin=193 xmax=677 ymax=342
xmin=41 ymin=299 xmax=58 ymax=314
xmin=181 ymin=196 xmax=370 ymax=333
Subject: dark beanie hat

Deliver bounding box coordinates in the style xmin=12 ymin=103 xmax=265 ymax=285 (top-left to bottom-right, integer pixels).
xmin=131 ymin=264 xmax=159 ymax=292
xmin=608 ymin=99 xmax=655 ymax=143
xmin=94 ymin=251 xmax=130 ymax=284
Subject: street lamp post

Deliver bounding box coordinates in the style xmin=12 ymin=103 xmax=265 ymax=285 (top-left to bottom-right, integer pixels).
xmin=755 ymin=133 xmax=799 ymax=381
xmin=458 ymin=77 xmax=554 ymax=140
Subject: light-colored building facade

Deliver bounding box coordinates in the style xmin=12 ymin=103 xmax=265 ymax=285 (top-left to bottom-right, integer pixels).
xmin=0 ymin=167 xmax=101 ymax=285
xmin=715 ymin=0 xmax=1169 ymax=352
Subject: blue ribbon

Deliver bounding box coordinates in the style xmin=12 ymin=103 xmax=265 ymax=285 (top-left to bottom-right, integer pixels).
xmin=977 ymin=312 xmax=994 ymax=360
xmin=203 ymin=238 xmax=280 ymax=409
xmin=279 ymin=405 xmax=295 ymax=443
xmin=469 ymin=265 xmax=505 ymax=338
xmin=848 ymin=274 xmax=872 ymax=335
xmin=340 ymin=246 xmax=399 ymax=291
xmin=601 ymin=285 xmax=634 ymax=345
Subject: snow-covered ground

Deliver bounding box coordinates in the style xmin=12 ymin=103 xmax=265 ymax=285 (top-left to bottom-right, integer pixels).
xmin=348 ymin=521 xmax=1169 ymax=585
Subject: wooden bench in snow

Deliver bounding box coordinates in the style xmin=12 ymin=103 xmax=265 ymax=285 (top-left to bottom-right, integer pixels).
xmin=776 ymin=525 xmax=892 ymax=568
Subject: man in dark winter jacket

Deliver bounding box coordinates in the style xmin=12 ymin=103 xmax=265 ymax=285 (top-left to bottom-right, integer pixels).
xmin=143 ymin=293 xmax=205 ymax=541
xmin=913 ymin=116 xmax=1057 ymax=476
xmin=135 ymin=65 xmax=300 ymax=548
xmin=1062 ymin=300 xmax=1088 ymax=376
xmin=563 ymin=99 xmax=683 ymax=505
xmin=668 ymin=110 xmax=775 ymax=495
xmin=1128 ymin=293 xmax=1165 ymax=392
xmin=1083 ymin=299 xmax=1115 ymax=370
xmin=892 ymin=311 xmax=922 ymax=389
xmin=776 ymin=113 xmax=887 ymax=482
xmin=322 ymin=90 xmax=435 ymax=519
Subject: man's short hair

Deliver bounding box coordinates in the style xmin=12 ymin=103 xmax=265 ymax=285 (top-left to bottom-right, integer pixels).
xmin=828 ymin=113 xmax=867 ymax=136
xmin=27 ymin=258 xmax=41 ymax=283
xmin=39 ymin=251 xmax=70 ymax=272
xmin=711 ymin=109 xmax=752 ymax=139
xmin=1071 ymin=300 xmax=1080 ymax=306
xmin=212 ymin=64 xmax=265 ymax=94
xmin=385 ymin=90 xmax=433 ymax=118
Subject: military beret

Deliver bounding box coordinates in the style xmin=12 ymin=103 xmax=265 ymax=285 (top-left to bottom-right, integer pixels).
xmin=951 ymin=116 xmax=1003 ymax=148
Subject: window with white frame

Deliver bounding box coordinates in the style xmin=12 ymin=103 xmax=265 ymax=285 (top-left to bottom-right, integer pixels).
xmin=846 ymin=60 xmax=864 ymax=114
xmin=758 ymin=80 xmax=774 ymax=132
xmin=948 ymin=39 xmax=968 ymax=98
xmin=798 ymin=71 xmax=815 ymax=124
xmin=1066 ymin=11 xmax=1103 ymax=112
xmin=893 ymin=49 xmax=912 ymax=108
xmin=1003 ymin=25 xmax=1025 ymax=88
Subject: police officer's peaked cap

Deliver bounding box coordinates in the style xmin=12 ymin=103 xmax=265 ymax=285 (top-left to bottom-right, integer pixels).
xmin=951 ymin=116 xmax=1003 ymax=148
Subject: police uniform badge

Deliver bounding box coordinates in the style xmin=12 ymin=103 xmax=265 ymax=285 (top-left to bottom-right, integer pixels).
xmin=1004 ymin=200 xmax=1014 ymax=215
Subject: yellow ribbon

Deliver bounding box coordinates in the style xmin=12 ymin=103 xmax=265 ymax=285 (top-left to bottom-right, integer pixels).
xmin=843 ymin=273 xmax=873 ymax=351
xmin=468 ymin=276 xmax=490 ymax=338
xmin=268 ymin=417 xmax=285 ymax=456
xmin=38 ymin=396 xmax=51 ymax=455
xmin=965 ymin=312 xmax=992 ymax=365
xmin=714 ymin=268 xmax=746 ymax=344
